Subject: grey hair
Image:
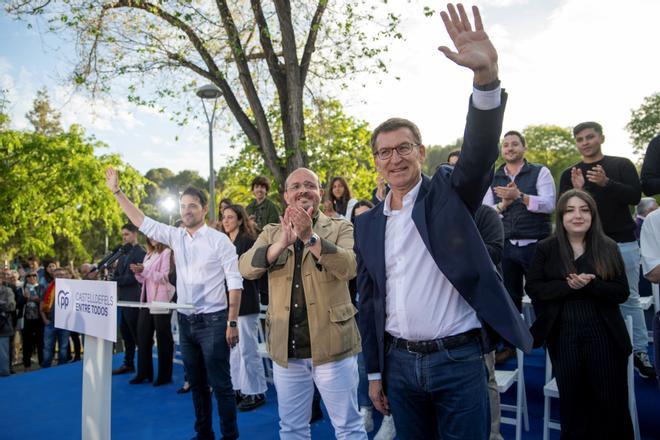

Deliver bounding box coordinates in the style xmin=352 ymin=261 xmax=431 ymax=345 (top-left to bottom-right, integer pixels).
xmin=637 ymin=197 xmax=658 ymax=216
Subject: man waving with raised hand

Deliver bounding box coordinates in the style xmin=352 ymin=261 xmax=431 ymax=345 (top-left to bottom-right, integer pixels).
xmin=354 ymin=4 xmax=532 ymax=439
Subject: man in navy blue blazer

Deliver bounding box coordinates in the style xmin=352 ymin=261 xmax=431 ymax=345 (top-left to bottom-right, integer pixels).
xmin=354 ymin=4 xmax=532 ymax=439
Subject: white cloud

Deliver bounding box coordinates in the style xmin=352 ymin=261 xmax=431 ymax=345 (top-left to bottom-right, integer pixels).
xmin=342 ymin=0 xmax=658 ymax=162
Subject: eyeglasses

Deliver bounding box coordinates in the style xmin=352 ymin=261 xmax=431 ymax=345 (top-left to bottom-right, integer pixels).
xmin=286 ymin=181 xmax=318 ymax=192
xmin=373 ymin=142 xmax=419 ymax=160
xmin=26 ymin=275 xmax=37 ymax=278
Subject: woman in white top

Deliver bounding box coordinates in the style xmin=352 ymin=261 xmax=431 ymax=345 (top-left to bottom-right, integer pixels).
xmin=327 ymin=176 xmax=358 ymax=221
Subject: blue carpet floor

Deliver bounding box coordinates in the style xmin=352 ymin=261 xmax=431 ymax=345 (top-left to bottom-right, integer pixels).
xmin=1 ymin=347 xmax=658 ymax=439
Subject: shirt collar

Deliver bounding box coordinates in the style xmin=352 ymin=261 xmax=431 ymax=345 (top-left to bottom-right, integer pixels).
xmin=186 ymin=223 xmax=209 ymax=239
xmin=383 ymin=176 xmax=422 ymax=216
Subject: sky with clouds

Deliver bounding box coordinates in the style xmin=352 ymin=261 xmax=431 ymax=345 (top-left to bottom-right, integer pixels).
xmin=1 ymin=0 xmax=658 ymax=177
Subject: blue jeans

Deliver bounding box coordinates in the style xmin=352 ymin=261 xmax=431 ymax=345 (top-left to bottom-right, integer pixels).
xmin=42 ymin=321 xmax=70 ymax=367
xmin=384 ymin=336 xmax=489 ymax=440
xmin=617 ymin=241 xmax=649 ymax=352
xmin=179 ymin=310 xmax=237 ymax=440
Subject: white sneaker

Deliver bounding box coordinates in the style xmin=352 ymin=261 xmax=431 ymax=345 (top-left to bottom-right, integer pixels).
xmin=374 ymin=414 xmax=396 ymax=440
xmin=359 ymin=406 xmax=374 ymax=432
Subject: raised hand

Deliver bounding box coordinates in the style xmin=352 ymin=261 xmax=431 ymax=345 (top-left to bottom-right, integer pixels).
xmin=570 ymin=167 xmax=585 ymax=189
xmin=438 ymin=3 xmax=498 ymax=85
xmin=105 ymin=167 xmax=119 ymax=193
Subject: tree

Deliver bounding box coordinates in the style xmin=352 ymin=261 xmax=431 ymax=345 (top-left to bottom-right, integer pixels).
xmin=25 ymin=88 xmax=63 ymax=135
xmin=141 ymin=167 xmax=210 ymax=223
xmin=0 ymin=89 xmax=9 ymax=130
xmin=7 ymin=0 xmax=401 ymax=193
xmin=626 ymin=92 xmax=660 ymax=156
xmin=520 ymin=125 xmax=581 ymax=187
xmin=0 ymin=123 xmax=147 ymax=264
xmin=422 ymin=139 xmax=462 ymax=175
xmin=217 ymin=98 xmax=377 ymax=206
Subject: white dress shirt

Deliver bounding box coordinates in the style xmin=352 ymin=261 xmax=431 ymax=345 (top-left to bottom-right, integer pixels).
xmin=139 ymin=217 xmax=243 ymax=315
xmin=641 ymin=209 xmax=660 ymax=276
xmin=483 ymin=164 xmax=555 ymax=246
xmin=383 ymin=179 xmax=482 ymax=341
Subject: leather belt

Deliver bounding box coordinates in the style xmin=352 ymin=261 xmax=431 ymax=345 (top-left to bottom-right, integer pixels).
xmin=386 ymin=328 xmax=481 ymax=354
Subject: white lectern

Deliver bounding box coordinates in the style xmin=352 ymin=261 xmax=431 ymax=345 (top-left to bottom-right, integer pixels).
xmin=54 ymin=279 xmax=193 ymax=440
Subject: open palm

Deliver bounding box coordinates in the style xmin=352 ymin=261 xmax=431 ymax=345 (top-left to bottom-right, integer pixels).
xmin=439 ymin=4 xmax=498 ymax=83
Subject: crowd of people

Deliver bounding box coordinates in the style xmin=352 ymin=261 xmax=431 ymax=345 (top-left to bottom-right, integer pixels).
xmin=2 ymin=4 xmax=659 ymax=440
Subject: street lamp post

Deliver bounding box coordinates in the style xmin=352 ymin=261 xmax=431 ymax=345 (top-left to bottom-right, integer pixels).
xmin=196 ymin=84 xmax=223 ymax=222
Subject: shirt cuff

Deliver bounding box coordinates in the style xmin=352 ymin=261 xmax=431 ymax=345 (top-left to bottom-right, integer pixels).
xmin=368 ymin=373 xmax=382 ymax=381
xmin=471 ymin=86 xmax=501 ymax=111
xmin=251 ymin=245 xmax=271 ymax=269
xmin=526 ymin=195 xmax=539 ymax=212
xmin=641 ymin=256 xmax=660 ymax=275
xmin=226 ymin=277 xmax=243 ymax=291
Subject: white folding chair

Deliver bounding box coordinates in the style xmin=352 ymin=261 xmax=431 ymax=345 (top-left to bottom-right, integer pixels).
xmin=542 ymin=316 xmax=640 ymax=440
xmin=257 ymin=304 xmax=273 ymax=384
xmin=495 ymin=348 xmax=529 ymax=440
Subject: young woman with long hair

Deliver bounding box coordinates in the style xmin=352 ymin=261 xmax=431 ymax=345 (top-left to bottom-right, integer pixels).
xmin=327 ymin=177 xmax=358 ymax=221
xmin=131 ymin=237 xmax=175 ymax=385
xmin=526 ymin=189 xmax=633 ymax=439
xmin=221 ymin=204 xmax=267 ymax=411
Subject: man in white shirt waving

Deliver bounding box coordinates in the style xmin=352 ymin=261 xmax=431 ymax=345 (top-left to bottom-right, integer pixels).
xmin=106 ymin=167 xmax=242 ymax=440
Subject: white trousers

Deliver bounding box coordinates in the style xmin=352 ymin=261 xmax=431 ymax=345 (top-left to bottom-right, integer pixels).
xmin=273 ymin=355 xmax=366 ymax=440
xmin=230 ymin=313 xmax=267 ymax=395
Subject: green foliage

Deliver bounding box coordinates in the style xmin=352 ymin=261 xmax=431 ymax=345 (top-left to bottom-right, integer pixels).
xmin=0 ymin=124 xmax=147 ymax=264
xmin=422 ymin=139 xmax=462 ymax=175
xmin=626 ymin=92 xmax=660 ymax=156
xmin=218 ymin=99 xmax=377 ymax=204
xmin=142 ymin=167 xmax=209 ymax=223
xmin=25 ymin=88 xmax=62 ymax=136
xmin=6 ymin=0 xmax=404 ymax=192
xmin=520 ymin=125 xmax=581 ymax=187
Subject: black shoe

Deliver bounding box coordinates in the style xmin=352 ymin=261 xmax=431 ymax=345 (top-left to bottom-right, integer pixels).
xmin=129 ymin=376 xmax=152 ymax=384
xmin=238 ymin=394 xmax=266 ymax=411
xmin=112 ymin=365 xmax=135 ymax=375
xmin=310 ymin=398 xmax=323 ymax=423
xmin=634 ymin=352 xmax=657 ymax=379
xmin=235 ymin=390 xmax=244 ymax=405
xmin=153 ymin=378 xmax=172 ymax=387
xmin=177 ymin=383 xmax=191 ymax=394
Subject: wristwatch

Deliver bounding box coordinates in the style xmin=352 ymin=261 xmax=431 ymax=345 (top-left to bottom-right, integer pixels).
xmin=228 ymin=320 xmax=238 ymax=328
xmin=305 ymin=233 xmax=320 ymax=248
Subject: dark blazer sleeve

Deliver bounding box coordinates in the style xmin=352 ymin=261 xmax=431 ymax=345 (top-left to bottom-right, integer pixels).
xmin=450 ymin=92 xmax=507 ymax=213
xmin=641 ymin=135 xmax=660 ymax=196
xmin=355 ymin=223 xmax=380 ymax=375
xmin=525 ymin=239 xmax=573 ymax=302
xmin=475 ymin=204 xmax=504 ymax=266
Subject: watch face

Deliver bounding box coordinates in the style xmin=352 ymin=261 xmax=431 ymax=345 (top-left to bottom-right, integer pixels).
xmin=229 ymin=321 xmax=237 ymax=327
